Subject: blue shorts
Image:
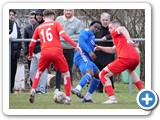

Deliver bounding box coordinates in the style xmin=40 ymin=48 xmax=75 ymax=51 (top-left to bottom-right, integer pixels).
xmin=77 ymin=61 xmax=99 ymax=74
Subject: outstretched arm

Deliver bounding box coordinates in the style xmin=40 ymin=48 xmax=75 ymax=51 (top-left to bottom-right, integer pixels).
xmin=61 ymin=32 xmax=82 ymax=54
xmin=94 ymin=45 xmax=116 ymax=54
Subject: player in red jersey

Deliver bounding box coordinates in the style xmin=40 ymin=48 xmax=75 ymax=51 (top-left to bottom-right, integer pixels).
xmin=94 ymin=20 xmax=143 ymax=104
xmin=28 ymin=9 xmax=82 ymax=105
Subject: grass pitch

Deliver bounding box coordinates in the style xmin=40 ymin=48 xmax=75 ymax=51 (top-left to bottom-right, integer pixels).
xmin=9 ymin=82 xmax=141 ymax=109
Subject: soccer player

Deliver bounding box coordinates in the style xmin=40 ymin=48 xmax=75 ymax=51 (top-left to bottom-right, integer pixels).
xmin=72 ymin=21 xmax=102 ymax=102
xmin=94 ymin=20 xmax=143 ymax=104
xmin=28 ymin=9 xmax=82 ymax=105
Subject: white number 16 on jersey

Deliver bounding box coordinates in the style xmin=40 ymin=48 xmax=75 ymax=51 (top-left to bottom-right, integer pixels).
xmin=40 ymin=27 xmax=53 ymax=43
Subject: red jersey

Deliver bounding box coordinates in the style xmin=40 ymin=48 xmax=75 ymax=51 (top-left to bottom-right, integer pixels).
xmin=110 ymin=29 xmax=139 ymax=60
xmin=31 ymin=21 xmax=64 ymax=54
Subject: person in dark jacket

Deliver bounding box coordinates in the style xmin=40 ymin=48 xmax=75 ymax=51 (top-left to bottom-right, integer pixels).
xmin=9 ymin=9 xmax=22 ymax=93
xmin=24 ymin=11 xmax=39 ymax=86
xmin=9 ymin=19 xmax=21 ymax=93
xmin=94 ymin=13 xmax=115 ymax=93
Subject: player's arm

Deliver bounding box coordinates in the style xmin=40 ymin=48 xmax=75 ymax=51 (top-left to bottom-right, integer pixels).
xmin=60 ymin=31 xmax=77 ymax=47
xmin=28 ymin=28 xmax=38 ymax=60
xmin=116 ymin=26 xmax=138 ymax=47
xmin=60 ymin=31 xmax=82 ymax=54
xmin=94 ymin=45 xmax=116 ymax=54
xmin=78 ymin=31 xmax=92 ymax=54
xmin=57 ymin=22 xmax=82 ymax=54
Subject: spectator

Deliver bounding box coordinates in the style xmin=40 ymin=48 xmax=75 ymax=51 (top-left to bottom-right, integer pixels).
xmin=9 ymin=9 xmax=21 ymax=39
xmin=29 ymin=9 xmax=48 ymax=94
xmin=24 ymin=11 xmax=39 ymax=87
xmin=54 ymin=9 xmax=83 ymax=93
xmin=72 ymin=21 xmax=102 ymax=102
xmin=95 ymin=20 xmax=143 ymax=104
xmin=35 ymin=9 xmax=44 ymax=24
xmin=94 ymin=12 xmax=115 ymax=93
xmin=28 ymin=9 xmax=82 ymax=105
xmin=9 ymin=19 xmax=21 ymax=93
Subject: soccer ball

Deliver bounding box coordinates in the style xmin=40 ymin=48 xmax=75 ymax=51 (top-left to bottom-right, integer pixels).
xmin=53 ymin=91 xmax=66 ymax=104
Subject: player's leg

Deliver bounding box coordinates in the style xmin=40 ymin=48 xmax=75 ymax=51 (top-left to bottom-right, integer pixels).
xmin=29 ymin=70 xmax=43 ymax=103
xmin=72 ymin=69 xmax=93 ymax=99
xmin=99 ymin=66 xmax=117 ymax=104
xmin=83 ymin=63 xmax=100 ymax=102
xmin=29 ymin=54 xmax=49 ymax=103
xmin=55 ymin=54 xmax=71 ymax=105
xmin=128 ymin=70 xmax=143 ymax=90
xmin=62 ymin=71 xmax=71 ymax=105
xmin=72 ymin=61 xmax=94 ymax=99
xmin=128 ymin=59 xmax=143 ymax=90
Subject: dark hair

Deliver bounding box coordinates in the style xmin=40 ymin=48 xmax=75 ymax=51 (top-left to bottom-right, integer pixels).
xmin=43 ymin=9 xmax=55 ymax=16
xmin=9 ymin=9 xmax=16 ymax=15
xmin=35 ymin=9 xmax=44 ymax=16
xmin=89 ymin=20 xmax=102 ymax=27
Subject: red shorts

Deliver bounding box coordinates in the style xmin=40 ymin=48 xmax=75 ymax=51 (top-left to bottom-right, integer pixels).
xmin=38 ymin=51 xmax=68 ymax=73
xmin=108 ymin=57 xmax=140 ymax=75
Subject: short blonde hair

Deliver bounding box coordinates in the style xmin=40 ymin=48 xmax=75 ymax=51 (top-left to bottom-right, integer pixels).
xmin=110 ymin=20 xmax=121 ymax=26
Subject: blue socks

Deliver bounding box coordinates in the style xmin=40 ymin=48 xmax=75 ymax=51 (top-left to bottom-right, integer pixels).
xmin=88 ymin=78 xmax=100 ymax=94
xmin=78 ymin=73 xmax=92 ymax=88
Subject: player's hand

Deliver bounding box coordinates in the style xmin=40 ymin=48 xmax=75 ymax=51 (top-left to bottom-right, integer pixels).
xmin=101 ymin=36 xmax=107 ymax=41
xmin=128 ymin=41 xmax=139 ymax=47
xmin=133 ymin=41 xmax=139 ymax=47
xmin=76 ymin=46 xmax=82 ymax=54
xmin=127 ymin=38 xmax=139 ymax=47
xmin=94 ymin=44 xmax=101 ymax=51
xmin=28 ymin=56 xmax=33 ymax=61
xmin=89 ymin=52 xmax=97 ymax=61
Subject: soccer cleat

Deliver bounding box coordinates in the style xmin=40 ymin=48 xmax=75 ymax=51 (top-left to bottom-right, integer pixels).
xmin=71 ymin=88 xmax=84 ymax=98
xmin=82 ymin=98 xmax=94 ymax=103
xmin=64 ymin=99 xmax=71 ymax=105
xmin=102 ymin=99 xmax=118 ymax=104
xmin=29 ymin=89 xmax=35 ymax=103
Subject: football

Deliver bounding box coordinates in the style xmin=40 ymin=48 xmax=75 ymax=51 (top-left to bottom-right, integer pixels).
xmin=53 ymin=91 xmax=66 ymax=104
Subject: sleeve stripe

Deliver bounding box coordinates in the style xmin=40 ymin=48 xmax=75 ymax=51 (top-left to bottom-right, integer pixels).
xmin=59 ymin=30 xmax=65 ymax=35
xmin=31 ymin=39 xmax=37 ymax=42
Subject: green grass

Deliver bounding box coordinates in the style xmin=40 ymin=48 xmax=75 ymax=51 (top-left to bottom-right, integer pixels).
xmin=9 ymin=83 xmax=141 ymax=109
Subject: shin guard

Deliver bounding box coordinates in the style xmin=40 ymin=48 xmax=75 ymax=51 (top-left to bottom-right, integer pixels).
xmin=100 ymin=69 xmax=108 ymax=85
xmin=32 ymin=71 xmax=42 ymax=89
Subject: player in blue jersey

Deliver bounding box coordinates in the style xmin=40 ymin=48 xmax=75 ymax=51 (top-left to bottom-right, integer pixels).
xmin=72 ymin=21 xmax=102 ymax=102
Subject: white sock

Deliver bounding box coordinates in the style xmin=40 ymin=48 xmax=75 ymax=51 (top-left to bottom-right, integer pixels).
xmin=66 ymin=96 xmax=71 ymax=101
xmin=76 ymin=85 xmax=82 ymax=91
xmin=109 ymin=95 xmax=116 ymax=100
xmin=84 ymin=92 xmax=92 ymax=100
xmin=31 ymin=89 xmax=35 ymax=93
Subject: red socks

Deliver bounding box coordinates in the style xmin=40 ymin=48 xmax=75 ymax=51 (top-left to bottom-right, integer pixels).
xmin=64 ymin=76 xmax=71 ymax=96
xmin=135 ymin=81 xmax=143 ymax=90
xmin=32 ymin=71 xmax=42 ymax=89
xmin=105 ymin=85 xmax=115 ymax=96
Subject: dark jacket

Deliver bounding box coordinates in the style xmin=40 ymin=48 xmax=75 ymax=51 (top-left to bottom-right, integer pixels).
xmin=9 ymin=20 xmax=21 ymax=59
xmin=24 ymin=22 xmax=40 ymax=55
xmin=94 ymin=26 xmax=115 ymax=66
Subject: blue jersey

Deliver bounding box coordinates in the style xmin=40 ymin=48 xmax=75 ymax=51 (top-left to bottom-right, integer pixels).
xmin=74 ymin=29 xmax=95 ymax=66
